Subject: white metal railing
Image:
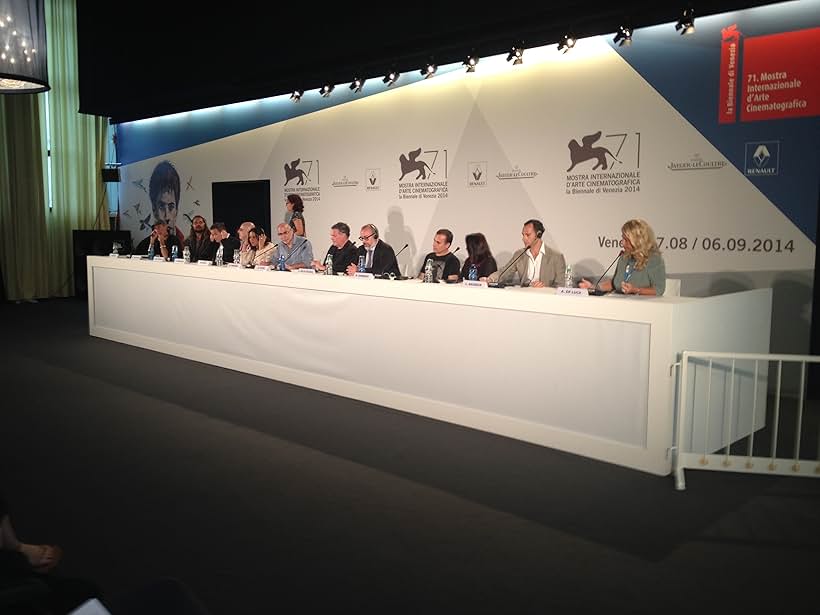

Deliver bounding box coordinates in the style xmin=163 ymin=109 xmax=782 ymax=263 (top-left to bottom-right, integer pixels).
xmin=673 ymin=351 xmax=820 ymax=490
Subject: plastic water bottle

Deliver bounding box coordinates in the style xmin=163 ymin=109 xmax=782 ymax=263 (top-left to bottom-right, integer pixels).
xmin=171 ymin=244 xmax=178 ymax=261
xmin=183 ymin=245 xmax=191 ymax=263
xmin=233 ymin=249 xmax=240 ymax=265
xmin=423 ymin=258 xmax=434 ymax=283
xmin=147 ymin=242 xmax=155 ymax=259
xmin=624 ymin=260 xmax=633 ymax=282
xmin=324 ymin=253 xmax=334 ymax=275
xmin=277 ymin=253 xmax=286 ymax=271
xmin=215 ymin=244 xmax=224 ymax=266
xmin=357 ymin=255 xmax=366 ymax=273
xmin=564 ymin=265 xmax=573 ymax=288
xmin=468 ymin=263 xmax=478 ymax=281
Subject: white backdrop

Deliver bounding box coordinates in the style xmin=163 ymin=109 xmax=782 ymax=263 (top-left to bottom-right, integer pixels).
xmin=118 ymin=36 xmax=814 ymax=281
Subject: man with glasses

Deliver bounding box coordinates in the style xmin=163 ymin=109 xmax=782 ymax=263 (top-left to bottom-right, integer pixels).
xmin=274 ymin=223 xmax=313 ymax=270
xmin=346 ymin=224 xmax=400 ymax=277
xmin=135 ymin=220 xmax=179 ymax=259
xmin=311 ymin=222 xmax=358 ymax=274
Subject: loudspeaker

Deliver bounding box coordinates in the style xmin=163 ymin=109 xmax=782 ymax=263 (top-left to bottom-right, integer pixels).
xmin=101 ymin=167 xmax=121 ymax=182
xmin=73 ymin=230 xmax=132 ymax=297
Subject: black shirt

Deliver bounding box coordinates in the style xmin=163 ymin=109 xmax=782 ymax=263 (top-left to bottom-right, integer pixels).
xmin=185 ymin=234 xmax=215 ymax=263
xmin=321 ymin=240 xmax=358 ymax=273
xmin=419 ymin=252 xmax=461 ymax=281
xmin=460 ymin=256 xmax=498 ymax=280
xmin=214 ymin=236 xmax=240 ymax=263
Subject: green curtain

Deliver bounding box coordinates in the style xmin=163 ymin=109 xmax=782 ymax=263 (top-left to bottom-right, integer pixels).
xmin=0 ymin=96 xmax=50 ymax=300
xmin=0 ymin=0 xmax=109 ymax=301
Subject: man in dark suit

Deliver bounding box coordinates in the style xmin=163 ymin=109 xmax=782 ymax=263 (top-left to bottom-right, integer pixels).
xmin=346 ymin=224 xmax=400 ymax=277
xmin=209 ymin=222 xmax=240 ymax=263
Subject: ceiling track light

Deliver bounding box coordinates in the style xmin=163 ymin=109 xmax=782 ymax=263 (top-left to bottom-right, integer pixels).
xmin=463 ymin=53 xmax=479 ymax=73
xmin=420 ymin=60 xmax=437 ymax=78
xmin=506 ymin=43 xmax=524 ymax=65
xmin=319 ymin=84 xmax=334 ymax=97
xmin=557 ymin=33 xmax=576 ymax=53
xmin=349 ymin=77 xmax=364 ymax=93
xmin=614 ymin=25 xmax=632 ymax=47
xmin=676 ymin=8 xmax=695 ymax=35
xmin=290 ymin=89 xmax=303 ymax=102
xmin=382 ymin=70 xmax=400 ymax=86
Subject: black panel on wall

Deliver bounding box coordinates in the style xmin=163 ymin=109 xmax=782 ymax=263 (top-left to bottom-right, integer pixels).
xmin=212 ymin=180 xmax=271 ymax=240
xmin=73 ymin=230 xmax=132 ymax=297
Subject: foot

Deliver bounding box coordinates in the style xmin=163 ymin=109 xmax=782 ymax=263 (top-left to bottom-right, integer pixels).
xmin=19 ymin=543 xmax=62 ymax=572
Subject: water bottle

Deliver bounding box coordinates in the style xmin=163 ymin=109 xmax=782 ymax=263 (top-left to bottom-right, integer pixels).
xmin=468 ymin=263 xmax=478 ymax=281
xmin=564 ymin=265 xmax=573 ymax=288
xmin=624 ymin=259 xmax=633 ymax=282
xmin=215 ymin=244 xmax=224 ymax=266
xmin=423 ymin=258 xmax=434 ymax=283
xmin=171 ymin=244 xmax=178 ymax=261
xmin=357 ymin=255 xmax=366 ymax=273
xmin=183 ymin=245 xmax=191 ymax=263
xmin=147 ymin=242 xmax=155 ymax=259
xmin=324 ymin=253 xmax=334 ymax=275
xmin=233 ymin=249 xmax=240 ymax=265
xmin=277 ymin=253 xmax=286 ymax=271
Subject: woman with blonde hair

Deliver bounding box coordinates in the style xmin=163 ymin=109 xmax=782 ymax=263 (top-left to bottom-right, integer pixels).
xmin=579 ymin=219 xmax=666 ymax=296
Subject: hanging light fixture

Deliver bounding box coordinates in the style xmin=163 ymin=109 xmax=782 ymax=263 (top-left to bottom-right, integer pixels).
xmin=0 ymin=0 xmax=49 ymax=93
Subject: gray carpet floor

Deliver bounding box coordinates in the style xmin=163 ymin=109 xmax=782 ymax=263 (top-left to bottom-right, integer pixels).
xmin=1 ymin=299 xmax=818 ymax=614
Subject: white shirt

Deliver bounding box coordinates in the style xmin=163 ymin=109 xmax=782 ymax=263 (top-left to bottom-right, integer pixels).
xmin=525 ymin=241 xmax=546 ymax=284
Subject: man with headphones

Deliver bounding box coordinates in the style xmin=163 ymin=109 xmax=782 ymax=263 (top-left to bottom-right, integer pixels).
xmin=486 ymin=219 xmax=566 ymax=288
xmin=346 ymin=224 xmax=401 ymax=277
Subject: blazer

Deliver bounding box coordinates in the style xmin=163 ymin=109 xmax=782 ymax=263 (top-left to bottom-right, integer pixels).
xmin=356 ymin=240 xmax=401 ymax=277
xmin=488 ymin=244 xmax=566 ymax=287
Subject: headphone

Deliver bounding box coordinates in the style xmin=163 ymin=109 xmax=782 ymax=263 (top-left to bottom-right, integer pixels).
xmin=366 ymin=223 xmax=379 ymax=239
xmin=530 ymin=219 xmax=545 ymax=238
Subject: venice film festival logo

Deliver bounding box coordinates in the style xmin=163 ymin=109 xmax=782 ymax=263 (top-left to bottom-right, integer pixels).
xmin=744 ymin=141 xmax=779 ymax=176
xmin=283 ymin=157 xmax=321 ymax=201
xmin=468 ymin=162 xmax=487 ymax=188
xmin=366 ymin=169 xmax=380 ymax=191
xmin=564 ymin=130 xmax=641 ymax=196
xmin=398 ymin=147 xmax=448 ymax=200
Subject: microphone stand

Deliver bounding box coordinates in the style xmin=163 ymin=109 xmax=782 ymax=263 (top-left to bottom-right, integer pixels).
xmin=488 ymin=246 xmax=529 ymax=288
xmin=589 ymin=250 xmax=622 ymax=295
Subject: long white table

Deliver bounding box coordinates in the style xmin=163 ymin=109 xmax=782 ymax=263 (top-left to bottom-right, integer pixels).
xmin=87 ymin=256 xmax=772 ymax=475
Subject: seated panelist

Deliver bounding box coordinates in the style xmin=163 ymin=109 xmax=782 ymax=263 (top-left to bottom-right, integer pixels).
xmin=579 ymin=218 xmax=666 ymax=296
xmin=345 ymin=224 xmax=400 ymax=277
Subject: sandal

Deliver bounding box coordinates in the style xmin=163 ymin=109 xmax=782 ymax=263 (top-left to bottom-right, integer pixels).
xmin=19 ymin=543 xmax=63 ymax=572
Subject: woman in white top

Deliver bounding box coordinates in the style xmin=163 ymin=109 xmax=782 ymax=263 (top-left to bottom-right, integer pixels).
xmin=248 ymin=227 xmax=276 ymax=267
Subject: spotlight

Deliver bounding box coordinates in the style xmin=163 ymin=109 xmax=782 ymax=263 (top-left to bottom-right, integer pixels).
xmin=420 ymin=61 xmax=437 ymax=78
xmin=319 ymin=84 xmax=334 ymax=97
xmin=675 ymin=8 xmax=695 ymax=35
xmin=557 ymin=33 xmax=576 ymax=53
xmin=349 ymin=77 xmax=364 ymax=93
xmin=382 ymin=70 xmax=400 ymax=86
xmin=613 ymin=25 xmax=632 ymax=47
xmin=463 ymin=54 xmax=479 ymax=73
xmin=290 ymin=89 xmax=303 ymax=102
xmin=506 ymin=43 xmax=524 ymax=65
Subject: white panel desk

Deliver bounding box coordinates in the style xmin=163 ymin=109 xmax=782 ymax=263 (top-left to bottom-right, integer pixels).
xmin=87 ymin=256 xmax=772 ymax=475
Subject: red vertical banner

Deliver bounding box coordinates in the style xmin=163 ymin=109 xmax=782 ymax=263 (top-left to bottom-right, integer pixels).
xmin=740 ymin=27 xmax=820 ymax=122
xmin=718 ymin=25 xmax=741 ymax=124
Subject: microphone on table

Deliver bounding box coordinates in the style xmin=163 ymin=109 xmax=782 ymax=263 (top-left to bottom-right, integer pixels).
xmin=381 ymin=243 xmax=409 ymax=280
xmin=589 ymin=250 xmax=623 ymax=296
xmin=488 ymin=248 xmax=528 ymax=288
xmin=395 ymin=243 xmax=409 ymax=258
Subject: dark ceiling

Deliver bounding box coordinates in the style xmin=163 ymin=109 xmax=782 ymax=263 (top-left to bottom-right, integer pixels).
xmin=76 ymin=1 xmax=778 ymax=124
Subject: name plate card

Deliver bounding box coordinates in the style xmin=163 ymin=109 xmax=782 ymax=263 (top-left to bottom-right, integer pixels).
xmin=108 ymin=253 xmax=119 ymax=258
xmin=296 ymin=268 xmax=318 ymax=274
xmin=224 ymin=263 xmax=240 ymax=268
xmin=254 ymin=265 xmax=272 ymax=271
xmin=152 ymin=256 xmax=166 ymax=262
xmin=353 ymin=272 xmax=375 ymax=279
xmin=130 ymin=254 xmax=143 ymax=259
xmin=557 ymin=286 xmax=588 ymax=297
xmin=171 ymin=259 xmax=186 ymax=264
xmin=196 ymin=260 xmax=212 ymax=266
xmin=462 ymin=280 xmax=488 ymax=288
